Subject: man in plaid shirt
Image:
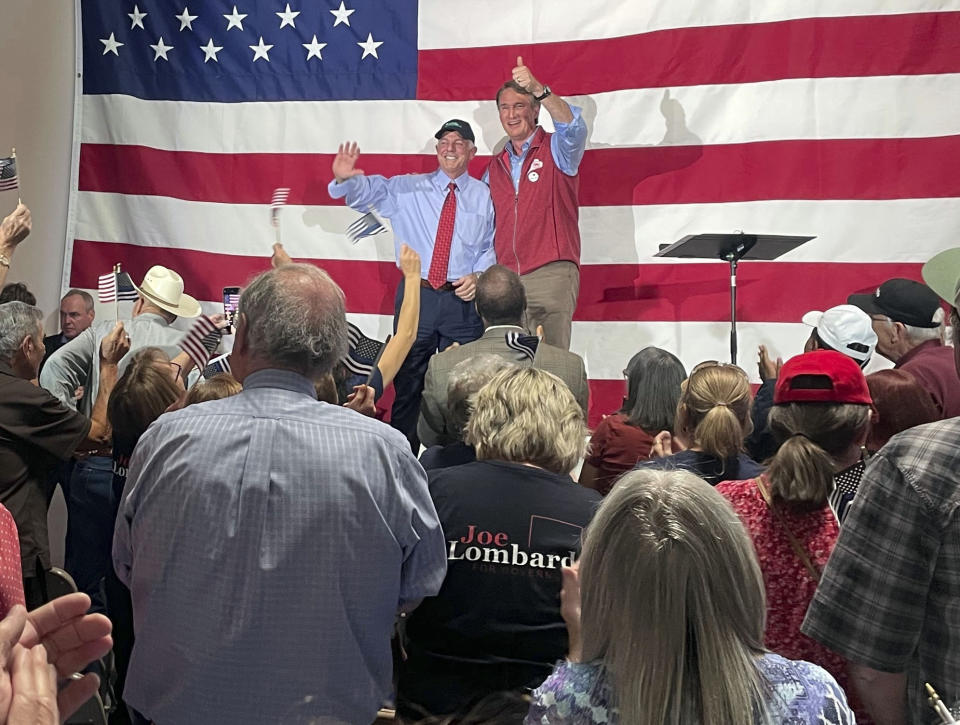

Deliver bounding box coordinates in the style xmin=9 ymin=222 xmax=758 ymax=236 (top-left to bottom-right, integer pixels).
xmin=802 ymin=249 xmax=960 ymax=725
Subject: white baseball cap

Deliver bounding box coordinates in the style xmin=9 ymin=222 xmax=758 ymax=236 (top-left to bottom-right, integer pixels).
xmin=801 ymin=304 xmax=877 ymax=365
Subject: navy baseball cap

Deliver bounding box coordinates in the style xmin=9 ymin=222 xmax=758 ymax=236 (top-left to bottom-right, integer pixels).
xmin=435 ymin=119 xmax=475 ymax=143
xmin=847 ymin=278 xmax=942 ymax=328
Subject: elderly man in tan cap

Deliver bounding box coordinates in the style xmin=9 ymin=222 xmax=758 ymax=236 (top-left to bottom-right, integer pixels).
xmin=39 ymin=264 xmax=201 ymax=615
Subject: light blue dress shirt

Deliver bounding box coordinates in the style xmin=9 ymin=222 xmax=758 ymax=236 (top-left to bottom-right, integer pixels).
xmin=39 ymin=313 xmax=186 ymax=415
xmin=113 ymin=369 xmax=448 ymax=725
xmin=328 ymin=168 xmax=496 ymax=280
xmin=484 ymin=105 xmax=588 ymax=191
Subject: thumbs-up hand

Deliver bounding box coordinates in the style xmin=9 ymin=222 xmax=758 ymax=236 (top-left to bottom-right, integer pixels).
xmin=511 ymin=55 xmax=544 ymax=97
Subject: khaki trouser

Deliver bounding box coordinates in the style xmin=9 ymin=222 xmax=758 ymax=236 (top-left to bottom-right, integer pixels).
xmin=520 ymin=261 xmax=580 ymax=351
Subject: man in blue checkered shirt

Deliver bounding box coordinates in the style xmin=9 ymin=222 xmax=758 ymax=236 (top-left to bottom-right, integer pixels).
xmin=802 ymin=250 xmax=960 ymax=725
xmin=113 ymin=263 xmax=447 ymax=725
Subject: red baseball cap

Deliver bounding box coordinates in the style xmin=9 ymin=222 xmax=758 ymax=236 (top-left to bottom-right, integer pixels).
xmin=774 ymin=350 xmax=872 ymax=405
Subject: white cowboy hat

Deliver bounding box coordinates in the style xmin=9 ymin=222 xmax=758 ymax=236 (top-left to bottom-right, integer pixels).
xmin=133 ymin=265 xmax=201 ymax=318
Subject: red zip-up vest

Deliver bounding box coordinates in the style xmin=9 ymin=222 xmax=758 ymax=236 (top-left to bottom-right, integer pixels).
xmin=487 ymin=127 xmax=581 ymax=276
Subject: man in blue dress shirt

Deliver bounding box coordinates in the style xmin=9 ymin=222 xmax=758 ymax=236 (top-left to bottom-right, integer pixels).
xmin=328 ymin=120 xmax=495 ymax=448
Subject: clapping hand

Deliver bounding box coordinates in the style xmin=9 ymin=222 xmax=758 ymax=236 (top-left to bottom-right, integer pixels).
xmin=758 ymin=344 xmax=782 ymax=381
xmin=560 ymin=563 xmax=582 ymax=662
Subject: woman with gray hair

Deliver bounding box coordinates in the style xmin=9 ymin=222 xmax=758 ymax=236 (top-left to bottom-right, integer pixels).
xmin=528 ymin=468 xmax=856 ymax=725
xmin=418 ymin=354 xmax=515 ymax=471
xmin=397 ymin=366 xmax=601 ymax=720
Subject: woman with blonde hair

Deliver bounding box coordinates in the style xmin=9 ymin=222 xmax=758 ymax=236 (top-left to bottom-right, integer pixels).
xmin=397 ymin=367 xmax=601 ymax=720
xmin=716 ymin=350 xmax=873 ymax=723
xmin=637 ymin=362 xmax=763 ymax=484
xmin=527 ymin=468 xmax=856 ymax=724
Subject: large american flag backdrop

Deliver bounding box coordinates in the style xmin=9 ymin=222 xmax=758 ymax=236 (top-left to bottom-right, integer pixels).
xmin=69 ymin=0 xmax=960 ymax=424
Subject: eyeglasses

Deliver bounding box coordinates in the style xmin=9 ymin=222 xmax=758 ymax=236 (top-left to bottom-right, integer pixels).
xmin=167 ymin=361 xmax=182 ymax=381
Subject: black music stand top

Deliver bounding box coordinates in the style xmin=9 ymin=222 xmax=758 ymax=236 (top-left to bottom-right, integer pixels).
xmin=655 ymin=233 xmax=814 ymax=262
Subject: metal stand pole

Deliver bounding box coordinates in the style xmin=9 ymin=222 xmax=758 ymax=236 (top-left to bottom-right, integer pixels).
xmin=726 ymin=253 xmax=739 ymax=364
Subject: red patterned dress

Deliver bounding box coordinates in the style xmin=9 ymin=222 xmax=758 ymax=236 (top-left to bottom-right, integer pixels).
xmin=716 ymin=475 xmax=871 ymax=724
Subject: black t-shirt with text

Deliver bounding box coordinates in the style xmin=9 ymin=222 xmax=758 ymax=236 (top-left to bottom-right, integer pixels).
xmin=397 ymin=459 xmax=601 ymax=718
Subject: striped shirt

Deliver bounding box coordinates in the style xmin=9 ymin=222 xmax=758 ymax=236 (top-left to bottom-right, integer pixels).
xmin=113 ymin=369 xmax=447 ymax=725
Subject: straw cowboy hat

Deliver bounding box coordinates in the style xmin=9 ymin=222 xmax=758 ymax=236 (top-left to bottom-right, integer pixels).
xmin=133 ymin=265 xmax=202 ymax=318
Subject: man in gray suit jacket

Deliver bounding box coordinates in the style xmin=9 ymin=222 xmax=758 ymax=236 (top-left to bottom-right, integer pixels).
xmin=418 ymin=265 xmax=588 ymax=446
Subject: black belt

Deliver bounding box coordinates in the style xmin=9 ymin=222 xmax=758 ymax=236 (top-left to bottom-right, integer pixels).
xmin=420 ymin=279 xmax=455 ymax=292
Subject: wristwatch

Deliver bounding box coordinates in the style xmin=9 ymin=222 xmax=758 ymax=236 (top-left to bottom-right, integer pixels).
xmin=534 ymin=85 xmax=552 ymax=102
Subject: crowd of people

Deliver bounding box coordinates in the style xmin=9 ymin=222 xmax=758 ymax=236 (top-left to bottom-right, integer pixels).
xmin=0 ymin=60 xmax=958 ymax=725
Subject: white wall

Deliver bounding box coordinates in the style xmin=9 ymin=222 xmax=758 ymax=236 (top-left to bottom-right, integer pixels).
xmin=0 ymin=1 xmax=77 ymax=323
xmin=0 ymin=1 xmax=78 ymax=566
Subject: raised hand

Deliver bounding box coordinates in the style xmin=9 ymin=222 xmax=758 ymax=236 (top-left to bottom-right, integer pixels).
xmin=271 ymin=242 xmax=293 ymax=268
xmin=343 ymin=384 xmax=377 ymax=417
xmin=511 ymin=55 xmax=544 ymax=96
xmin=99 ymin=321 xmax=130 ymax=364
xmin=0 ymin=204 xmax=31 ymax=252
xmin=758 ymin=344 xmax=782 ymax=381
xmin=399 ymin=243 xmax=421 ymax=280
xmin=332 ymin=142 xmax=364 ymax=183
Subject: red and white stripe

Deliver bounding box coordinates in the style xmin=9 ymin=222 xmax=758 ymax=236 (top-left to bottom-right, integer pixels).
xmin=178 ymin=314 xmax=219 ymax=371
xmin=66 ymin=2 xmax=960 ymax=424
xmin=270 ymin=187 xmax=290 ymax=228
xmin=97 ymin=271 xmax=117 ymax=303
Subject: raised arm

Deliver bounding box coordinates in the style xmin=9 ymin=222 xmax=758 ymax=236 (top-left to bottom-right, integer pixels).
xmin=0 ymin=204 xmax=31 ymax=290
xmin=512 ymin=57 xmax=588 ymax=174
xmin=78 ymin=322 xmax=130 ymax=450
xmin=377 ymin=244 xmax=421 ymax=389
xmin=39 ymin=328 xmax=97 ymax=410
xmin=512 ymin=57 xmax=573 ymax=124
xmin=327 ymin=142 xmax=398 ymax=216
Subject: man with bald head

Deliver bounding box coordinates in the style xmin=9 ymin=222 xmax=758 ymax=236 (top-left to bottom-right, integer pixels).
xmin=113 ymin=263 xmax=447 ymax=725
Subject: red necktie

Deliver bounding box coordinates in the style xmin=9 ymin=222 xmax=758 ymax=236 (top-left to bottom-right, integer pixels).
xmin=427 ymin=182 xmax=457 ymax=289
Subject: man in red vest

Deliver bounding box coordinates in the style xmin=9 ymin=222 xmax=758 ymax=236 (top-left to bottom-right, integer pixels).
xmin=486 ymin=57 xmax=588 ymax=351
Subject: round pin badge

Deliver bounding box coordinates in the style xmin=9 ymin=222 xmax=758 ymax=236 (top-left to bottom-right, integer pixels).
xmin=527 ymin=171 xmax=540 ymax=182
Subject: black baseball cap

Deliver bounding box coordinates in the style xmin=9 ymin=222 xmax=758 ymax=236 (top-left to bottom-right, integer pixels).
xmin=434 ymin=119 xmax=475 ymax=143
xmin=847 ymin=278 xmax=942 ymax=328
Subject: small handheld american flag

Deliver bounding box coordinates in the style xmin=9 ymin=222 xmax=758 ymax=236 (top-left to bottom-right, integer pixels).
xmin=116 ymin=271 xmax=140 ymax=301
xmin=202 ymin=353 xmax=232 ymax=380
xmin=98 ymin=271 xmax=117 ymax=303
xmin=346 ymin=209 xmax=387 ymax=244
xmin=0 ymin=157 xmax=17 ymax=192
xmin=270 ymin=187 xmax=290 ymax=227
xmin=98 ymin=268 xmax=139 ymax=303
xmin=178 ymin=314 xmax=221 ymax=370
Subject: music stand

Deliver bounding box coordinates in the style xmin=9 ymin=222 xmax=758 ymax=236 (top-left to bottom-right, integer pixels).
xmin=655 ymin=233 xmax=814 ymax=364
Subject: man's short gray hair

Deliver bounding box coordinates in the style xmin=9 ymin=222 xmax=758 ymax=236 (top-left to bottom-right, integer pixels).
xmin=446 ymin=354 xmax=517 ymax=440
xmin=904 ymin=308 xmax=945 ymax=344
xmin=63 ymin=289 xmax=95 ymax=311
xmin=874 ymin=308 xmax=945 ymax=344
xmin=0 ymin=302 xmax=43 ymax=364
xmin=238 ymin=264 xmax=348 ymax=378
